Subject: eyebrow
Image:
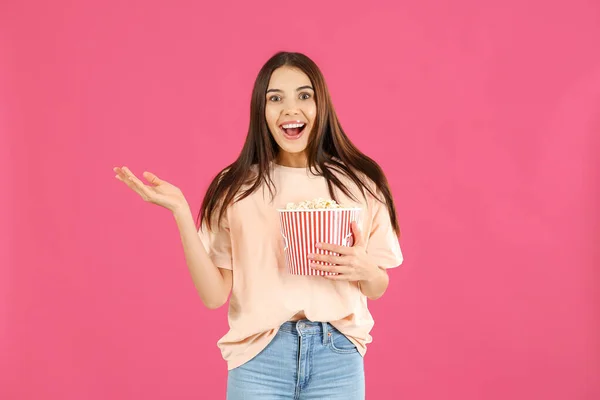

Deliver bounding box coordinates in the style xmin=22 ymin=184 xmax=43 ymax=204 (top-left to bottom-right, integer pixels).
xmin=266 ymin=85 xmax=314 ymax=94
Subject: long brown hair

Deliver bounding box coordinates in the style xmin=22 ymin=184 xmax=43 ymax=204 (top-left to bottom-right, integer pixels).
xmin=198 ymin=51 xmax=400 ymax=236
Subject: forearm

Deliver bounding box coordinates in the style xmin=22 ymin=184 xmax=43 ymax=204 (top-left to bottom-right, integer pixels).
xmin=359 ymin=267 xmax=389 ymax=300
xmin=172 ymin=205 xmax=228 ymax=309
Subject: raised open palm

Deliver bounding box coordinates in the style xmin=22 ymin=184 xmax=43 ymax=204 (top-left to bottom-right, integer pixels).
xmin=113 ymin=166 xmax=188 ymax=212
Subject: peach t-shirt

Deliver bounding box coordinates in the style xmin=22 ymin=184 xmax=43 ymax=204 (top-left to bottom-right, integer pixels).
xmin=198 ymin=162 xmax=403 ymax=370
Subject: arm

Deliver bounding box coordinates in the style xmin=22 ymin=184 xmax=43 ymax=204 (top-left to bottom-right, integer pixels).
xmin=358 ymin=267 xmax=389 ymax=300
xmin=309 ymin=222 xmax=393 ymax=300
xmin=173 ymin=205 xmax=232 ymax=309
xmin=112 ymin=167 xmax=232 ymax=309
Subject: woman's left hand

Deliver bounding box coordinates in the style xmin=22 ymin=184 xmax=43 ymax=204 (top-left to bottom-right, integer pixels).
xmin=308 ymin=221 xmax=380 ymax=281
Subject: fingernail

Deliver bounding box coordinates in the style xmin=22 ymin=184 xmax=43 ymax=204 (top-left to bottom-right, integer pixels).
xmin=315 ymin=243 xmax=322 ymax=248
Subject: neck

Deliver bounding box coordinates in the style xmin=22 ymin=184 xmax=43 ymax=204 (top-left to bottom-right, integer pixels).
xmin=276 ymin=152 xmax=308 ymax=168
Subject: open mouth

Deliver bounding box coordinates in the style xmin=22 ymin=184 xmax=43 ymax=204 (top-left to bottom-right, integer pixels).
xmin=279 ymin=122 xmax=306 ymax=140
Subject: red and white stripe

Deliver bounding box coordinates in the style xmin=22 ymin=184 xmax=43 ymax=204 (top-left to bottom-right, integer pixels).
xmin=279 ymin=209 xmax=361 ymax=276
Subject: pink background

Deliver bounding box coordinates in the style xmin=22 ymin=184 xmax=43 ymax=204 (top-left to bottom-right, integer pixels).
xmin=2 ymin=0 xmax=599 ymax=399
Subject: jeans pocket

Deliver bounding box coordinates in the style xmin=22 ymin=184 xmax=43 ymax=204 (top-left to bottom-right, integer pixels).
xmin=327 ymin=328 xmax=358 ymax=354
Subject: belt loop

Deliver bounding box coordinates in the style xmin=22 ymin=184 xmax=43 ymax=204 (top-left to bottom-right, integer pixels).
xmin=321 ymin=322 xmax=328 ymax=345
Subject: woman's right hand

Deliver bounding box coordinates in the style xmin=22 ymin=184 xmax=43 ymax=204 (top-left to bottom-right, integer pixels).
xmin=113 ymin=166 xmax=189 ymax=213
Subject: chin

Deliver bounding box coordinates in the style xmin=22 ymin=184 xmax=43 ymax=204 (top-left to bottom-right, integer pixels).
xmin=274 ymin=137 xmax=307 ymax=153
xmin=284 ymin=137 xmax=309 ymax=148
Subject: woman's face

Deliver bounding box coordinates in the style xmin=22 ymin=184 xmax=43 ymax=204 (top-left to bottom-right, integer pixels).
xmin=265 ymin=66 xmax=316 ymax=166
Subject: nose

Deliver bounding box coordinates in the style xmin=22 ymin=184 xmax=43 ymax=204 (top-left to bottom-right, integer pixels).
xmin=284 ymin=108 xmax=300 ymax=117
xmin=282 ymin=97 xmax=301 ymax=116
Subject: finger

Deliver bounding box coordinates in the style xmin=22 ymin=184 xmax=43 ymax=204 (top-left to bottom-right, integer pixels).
xmin=351 ymin=221 xmax=366 ymax=247
xmin=121 ymin=166 xmax=136 ymax=179
xmin=120 ymin=166 xmax=142 ymax=185
xmin=114 ymin=167 xmax=127 ymax=181
xmin=321 ymin=273 xmax=353 ymax=281
xmin=309 ymin=262 xmax=350 ymax=275
xmin=114 ymin=167 xmax=149 ymax=200
xmin=117 ymin=166 xmax=139 ymax=188
xmin=118 ymin=166 xmax=133 ymax=182
xmin=308 ymin=253 xmax=350 ymax=265
xmin=316 ymin=242 xmax=353 ymax=255
xmin=128 ymin=174 xmax=155 ymax=200
xmin=121 ymin=167 xmax=154 ymax=200
xmin=142 ymin=171 xmax=162 ymax=186
xmin=114 ymin=167 xmax=136 ymax=187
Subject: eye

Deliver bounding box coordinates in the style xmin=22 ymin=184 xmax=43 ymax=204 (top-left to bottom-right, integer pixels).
xmin=299 ymin=92 xmax=312 ymax=100
xmin=268 ymin=95 xmax=281 ymax=102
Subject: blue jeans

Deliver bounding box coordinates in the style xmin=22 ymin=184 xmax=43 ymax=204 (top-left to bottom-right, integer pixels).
xmin=226 ymin=319 xmax=365 ymax=399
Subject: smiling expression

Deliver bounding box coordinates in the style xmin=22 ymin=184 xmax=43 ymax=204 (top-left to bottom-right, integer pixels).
xmin=265 ymin=66 xmax=317 ymax=165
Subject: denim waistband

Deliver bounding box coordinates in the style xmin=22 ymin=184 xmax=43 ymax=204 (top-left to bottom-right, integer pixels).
xmin=279 ymin=319 xmax=337 ymax=344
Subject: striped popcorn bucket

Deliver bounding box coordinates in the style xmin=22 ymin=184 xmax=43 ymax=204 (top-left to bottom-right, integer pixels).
xmin=277 ymin=208 xmax=362 ymax=276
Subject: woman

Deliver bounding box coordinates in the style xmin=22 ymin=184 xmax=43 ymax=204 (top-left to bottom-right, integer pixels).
xmin=114 ymin=51 xmax=403 ymax=399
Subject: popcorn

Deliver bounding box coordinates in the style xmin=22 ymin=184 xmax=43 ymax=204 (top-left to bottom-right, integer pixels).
xmin=279 ymin=201 xmax=362 ymax=275
xmin=285 ymin=197 xmax=345 ymax=210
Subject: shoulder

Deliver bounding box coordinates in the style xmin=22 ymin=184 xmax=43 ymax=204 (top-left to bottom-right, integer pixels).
xmin=215 ymin=164 xmax=261 ymax=189
xmin=329 ymin=161 xmax=383 ymax=203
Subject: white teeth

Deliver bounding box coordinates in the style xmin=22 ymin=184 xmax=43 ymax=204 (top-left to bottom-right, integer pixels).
xmin=282 ymin=123 xmax=305 ymax=129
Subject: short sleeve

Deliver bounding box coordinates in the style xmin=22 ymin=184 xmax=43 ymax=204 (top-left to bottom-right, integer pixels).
xmin=365 ymin=196 xmax=404 ymax=269
xmin=198 ymin=212 xmax=233 ymax=270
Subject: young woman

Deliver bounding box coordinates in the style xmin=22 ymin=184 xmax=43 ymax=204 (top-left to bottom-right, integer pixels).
xmin=113 ymin=51 xmax=403 ymax=400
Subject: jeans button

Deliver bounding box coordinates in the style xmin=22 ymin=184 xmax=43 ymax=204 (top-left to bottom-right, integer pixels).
xmin=297 ymin=322 xmax=305 ymax=329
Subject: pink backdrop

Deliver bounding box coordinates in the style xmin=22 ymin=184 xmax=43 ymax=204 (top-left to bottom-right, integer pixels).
xmin=2 ymin=0 xmax=599 ymax=399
